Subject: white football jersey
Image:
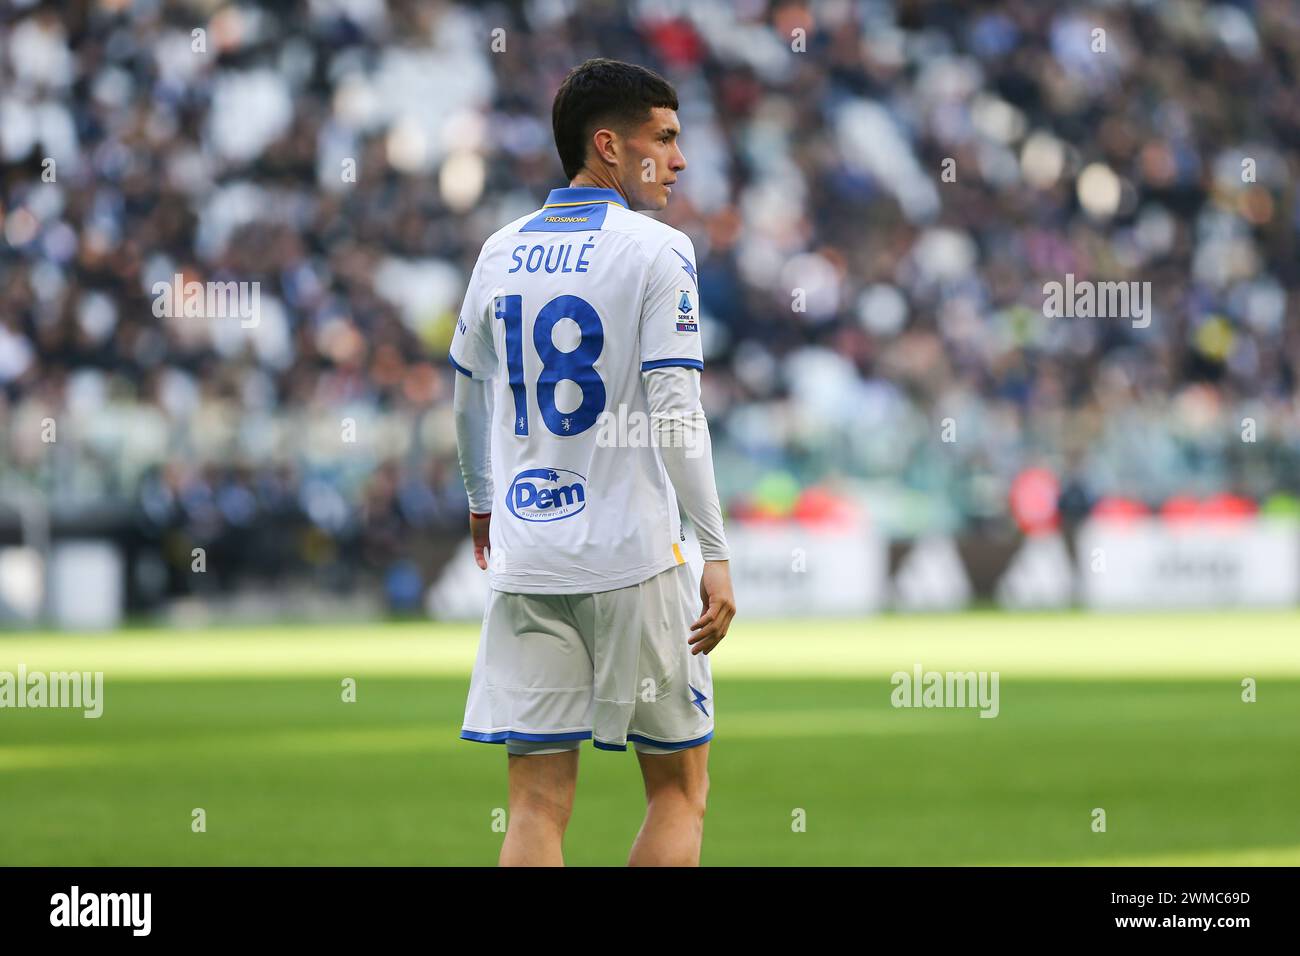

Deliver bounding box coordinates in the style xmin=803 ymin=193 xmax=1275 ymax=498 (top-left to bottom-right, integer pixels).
xmin=450 ymin=186 xmax=704 ymax=594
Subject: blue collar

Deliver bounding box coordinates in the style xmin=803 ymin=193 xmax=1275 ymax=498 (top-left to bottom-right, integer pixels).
xmin=543 ymin=186 xmax=629 ymax=209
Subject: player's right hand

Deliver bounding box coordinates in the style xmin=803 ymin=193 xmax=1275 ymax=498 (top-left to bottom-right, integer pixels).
xmin=469 ymin=512 xmax=491 ymax=570
xmin=689 ymin=560 xmax=735 ymax=655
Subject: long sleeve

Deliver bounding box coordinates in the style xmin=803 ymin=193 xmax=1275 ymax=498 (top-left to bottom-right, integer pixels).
xmin=453 ymin=372 xmax=494 ymax=514
xmin=643 ymin=364 xmax=730 ymax=561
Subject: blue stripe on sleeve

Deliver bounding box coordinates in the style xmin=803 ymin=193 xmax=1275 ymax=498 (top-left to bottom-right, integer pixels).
xmin=641 ymin=358 xmax=704 ymax=372
xmin=449 ymin=355 xmax=475 ymax=378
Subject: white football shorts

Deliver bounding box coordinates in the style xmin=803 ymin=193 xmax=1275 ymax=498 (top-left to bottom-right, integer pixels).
xmin=460 ymin=561 xmax=714 ymax=755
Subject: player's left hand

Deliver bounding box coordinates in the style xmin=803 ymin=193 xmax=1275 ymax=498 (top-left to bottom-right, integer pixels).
xmin=689 ymin=560 xmax=735 ymax=655
xmin=469 ymin=512 xmax=491 ymax=570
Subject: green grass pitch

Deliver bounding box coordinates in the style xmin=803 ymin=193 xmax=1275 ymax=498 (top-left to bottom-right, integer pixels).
xmin=1 ymin=610 xmax=1298 ymax=866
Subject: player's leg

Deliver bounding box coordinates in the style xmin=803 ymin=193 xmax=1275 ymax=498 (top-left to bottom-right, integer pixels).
xmin=460 ymin=589 xmax=597 ymax=865
xmin=501 ymin=741 xmax=581 ymax=866
xmin=629 ymin=741 xmax=709 ymax=866
xmin=616 ymin=562 xmax=716 ymax=865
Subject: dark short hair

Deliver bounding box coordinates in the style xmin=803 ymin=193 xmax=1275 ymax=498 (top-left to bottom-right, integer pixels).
xmin=551 ymin=58 xmax=679 ymax=180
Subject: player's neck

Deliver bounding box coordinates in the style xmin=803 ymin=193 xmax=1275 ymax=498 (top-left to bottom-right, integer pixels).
xmin=568 ymin=169 xmax=628 ymax=205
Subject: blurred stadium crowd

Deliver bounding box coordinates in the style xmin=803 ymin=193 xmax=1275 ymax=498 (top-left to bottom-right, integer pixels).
xmin=2 ymin=0 xmax=1299 ymax=605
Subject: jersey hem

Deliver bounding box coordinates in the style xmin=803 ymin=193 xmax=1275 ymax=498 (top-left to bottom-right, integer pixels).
xmin=487 ymin=554 xmax=682 ymax=595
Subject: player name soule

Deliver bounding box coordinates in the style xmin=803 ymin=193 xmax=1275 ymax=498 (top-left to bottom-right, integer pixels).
xmin=50 ymin=886 xmax=152 ymax=936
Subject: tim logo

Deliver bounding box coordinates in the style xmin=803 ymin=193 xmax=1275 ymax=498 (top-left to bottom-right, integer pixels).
xmin=506 ymin=468 xmax=587 ymax=522
xmin=675 ymin=289 xmax=697 ymax=333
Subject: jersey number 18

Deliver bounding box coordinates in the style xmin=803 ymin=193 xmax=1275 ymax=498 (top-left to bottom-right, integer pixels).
xmin=496 ymin=293 xmax=605 ymax=437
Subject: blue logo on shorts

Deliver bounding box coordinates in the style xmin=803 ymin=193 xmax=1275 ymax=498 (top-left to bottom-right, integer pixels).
xmin=506 ymin=468 xmax=588 ymax=522
xmin=689 ymin=684 xmax=710 ymax=717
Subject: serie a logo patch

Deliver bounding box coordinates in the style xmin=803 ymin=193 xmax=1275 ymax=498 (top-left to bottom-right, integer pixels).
xmin=675 ymin=289 xmax=698 ymax=333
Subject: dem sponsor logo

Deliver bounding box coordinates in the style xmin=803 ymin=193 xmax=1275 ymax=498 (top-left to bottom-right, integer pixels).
xmin=506 ymin=468 xmax=587 ymax=522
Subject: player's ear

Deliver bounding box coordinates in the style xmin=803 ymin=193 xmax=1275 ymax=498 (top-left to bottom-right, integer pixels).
xmin=591 ymin=127 xmax=619 ymax=167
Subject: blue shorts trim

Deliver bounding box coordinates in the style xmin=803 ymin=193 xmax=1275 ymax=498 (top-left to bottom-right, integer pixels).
xmin=629 ymin=730 xmax=714 ymax=751
xmin=593 ymin=730 xmax=714 ymax=752
xmin=463 ymin=729 xmax=714 ymax=750
xmin=460 ymin=729 xmax=593 ymax=744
